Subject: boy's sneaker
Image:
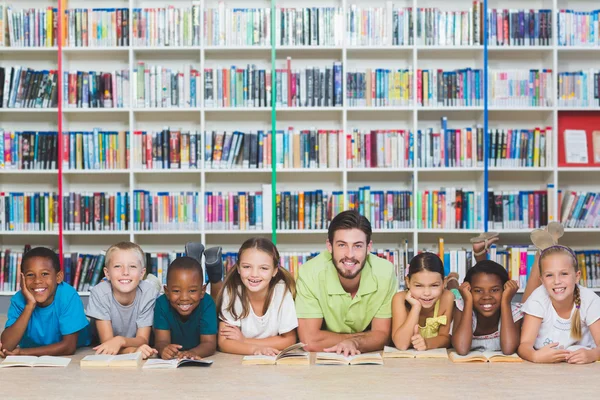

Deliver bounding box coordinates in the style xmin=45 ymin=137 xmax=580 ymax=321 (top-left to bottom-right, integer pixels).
xmin=204 ymin=246 xmax=224 ymax=283
xmin=185 ymin=242 xmax=205 ymax=265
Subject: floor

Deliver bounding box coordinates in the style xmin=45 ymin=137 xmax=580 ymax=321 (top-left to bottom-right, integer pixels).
xmin=1 ymin=315 xmax=599 ymax=399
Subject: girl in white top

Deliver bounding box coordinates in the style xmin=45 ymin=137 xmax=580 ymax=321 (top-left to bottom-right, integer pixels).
xmin=217 ymin=237 xmax=298 ymax=356
xmin=519 ymin=245 xmax=600 ymax=364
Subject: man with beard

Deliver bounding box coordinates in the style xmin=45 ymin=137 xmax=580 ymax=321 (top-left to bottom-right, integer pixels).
xmin=295 ymin=210 xmax=398 ymax=355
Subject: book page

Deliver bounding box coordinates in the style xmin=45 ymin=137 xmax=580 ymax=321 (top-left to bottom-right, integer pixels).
xmin=449 ymin=351 xmax=485 ymax=361
xmin=143 ymin=359 xmax=178 ymax=369
xmin=81 ymin=354 xmax=113 ymax=362
xmin=564 ymin=129 xmax=588 ymax=164
xmin=36 ymin=356 xmax=71 ymax=367
xmin=415 ymin=348 xmax=449 ymax=358
xmin=242 ymin=355 xmax=277 ymax=362
xmin=276 ymin=342 xmax=306 ymax=360
xmin=111 ymin=352 xmax=142 ymax=360
xmin=1 ymin=356 xmax=38 ymax=365
xmin=383 ymin=346 xmax=416 ymax=357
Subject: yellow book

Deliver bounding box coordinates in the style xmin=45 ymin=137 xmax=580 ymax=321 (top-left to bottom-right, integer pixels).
xmin=533 ymin=127 xmax=540 ymax=167
xmin=242 ymin=343 xmax=309 ymax=366
xmin=433 ymin=191 xmax=438 ymax=228
xmin=315 ymin=352 xmax=383 ymax=366
xmin=449 ymin=351 xmax=523 ymax=363
xmin=438 ymin=237 xmax=444 ymax=259
xmin=46 ymin=7 xmax=53 ymax=47
xmin=80 ymin=352 xmax=143 ymax=368
xmin=383 ymin=346 xmax=448 ymax=359
xmin=509 ymin=247 xmax=520 ymax=281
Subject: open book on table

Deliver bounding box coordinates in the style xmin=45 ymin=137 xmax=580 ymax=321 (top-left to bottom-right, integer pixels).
xmin=383 ymin=346 xmax=449 ymax=359
xmin=143 ymin=358 xmax=214 ymax=369
xmin=242 ymin=343 xmax=309 ymax=365
xmin=449 ymin=351 xmax=523 ymax=363
xmin=315 ymin=352 xmax=383 ymax=365
xmin=80 ymin=352 xmax=143 ymax=368
xmin=0 ymin=356 xmax=71 ymax=368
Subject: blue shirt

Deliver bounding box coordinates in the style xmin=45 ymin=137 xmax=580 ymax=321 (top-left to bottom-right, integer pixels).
xmin=6 ymin=282 xmax=91 ymax=348
xmin=153 ymin=294 xmax=217 ymax=351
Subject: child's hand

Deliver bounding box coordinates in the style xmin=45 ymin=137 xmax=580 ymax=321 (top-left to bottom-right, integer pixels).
xmin=93 ymin=336 xmax=125 ymax=355
xmin=178 ymin=351 xmax=200 ymax=360
xmin=136 ymin=345 xmax=158 ymax=360
xmin=566 ymin=348 xmax=598 ymax=364
xmin=220 ymin=324 xmax=245 ymax=342
xmin=502 ymin=280 xmax=519 ymax=302
xmin=324 ymin=338 xmax=361 ymax=357
xmin=458 ymin=282 xmax=472 ymax=303
xmin=161 ymin=344 xmax=182 ymax=360
xmin=253 ymin=347 xmax=281 ymax=357
xmin=0 ymin=343 xmax=6 ymax=358
xmin=534 ymin=343 xmax=570 ymax=363
xmin=20 ymin=273 xmax=36 ymax=308
xmin=4 ymin=348 xmax=21 ymax=356
xmin=405 ymin=291 xmax=421 ymax=309
xmin=411 ymin=325 xmax=427 ymax=351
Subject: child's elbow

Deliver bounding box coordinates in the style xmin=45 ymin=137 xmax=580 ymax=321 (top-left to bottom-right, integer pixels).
xmin=63 ymin=342 xmax=77 ymax=356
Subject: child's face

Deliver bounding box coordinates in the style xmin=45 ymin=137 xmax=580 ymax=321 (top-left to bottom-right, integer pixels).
xmin=104 ymin=249 xmax=145 ymax=295
xmin=164 ymin=269 xmax=205 ymax=319
xmin=540 ymin=254 xmax=580 ymax=303
xmin=470 ymin=273 xmax=503 ymax=317
xmin=237 ymin=248 xmax=277 ymax=295
xmin=22 ymin=256 xmax=63 ymax=307
xmin=407 ymin=270 xmax=443 ymax=309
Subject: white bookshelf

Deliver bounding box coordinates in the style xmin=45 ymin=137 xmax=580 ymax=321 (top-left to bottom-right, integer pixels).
xmin=1 ymin=0 xmax=600 ymax=295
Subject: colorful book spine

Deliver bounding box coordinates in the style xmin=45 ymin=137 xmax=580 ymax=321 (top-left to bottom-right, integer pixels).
xmin=132 ymin=191 xmax=200 ymax=231
xmin=133 ymin=63 xmax=199 ymax=108
xmin=5 ymin=6 xmax=58 ymax=47
xmin=418 ymin=120 xmax=484 ymax=168
xmin=488 ymin=189 xmax=549 ymax=230
xmin=63 ymin=251 xmax=107 ymax=292
xmin=205 ymin=5 xmax=270 ymax=46
xmin=559 ymin=191 xmax=600 ymax=229
xmin=417 ymin=68 xmax=483 ymax=107
xmin=0 ymin=67 xmax=59 ymax=108
xmin=487 ymin=127 xmax=552 ymax=168
xmin=557 ymin=70 xmax=600 ymax=107
xmin=491 ymin=246 xmax=540 ymax=288
xmin=64 ymin=130 xmax=128 ymax=170
xmin=63 ymin=69 xmax=129 ymax=109
xmin=347 ymin=129 xmax=413 ymax=168
xmin=347 ymin=4 xmax=413 ymax=46
xmin=132 ymin=5 xmax=201 ymax=47
xmin=0 ymin=130 xmax=58 ymax=170
xmin=62 ymin=192 xmax=129 ymax=231
xmin=347 ymin=187 xmax=413 ymax=230
xmin=488 ymin=69 xmax=553 ymax=107
xmin=557 ymin=10 xmax=600 ymax=47
xmin=277 ymin=128 xmax=341 ymax=169
xmin=346 ymin=68 xmax=413 ymax=107
xmin=204 ymin=191 xmax=264 ymax=231
xmin=0 ymin=246 xmax=29 ymax=292
xmin=0 ymin=192 xmax=58 ymax=231
xmin=417 ymin=189 xmax=483 ymax=229
xmin=132 ymin=129 xmax=199 ymax=170
xmin=146 ymin=252 xmax=185 ymax=286
xmin=64 ymin=8 xmax=130 ymax=47
xmin=276 ymin=190 xmax=333 ymax=230
xmin=203 ymin=65 xmax=271 ymax=108
xmin=416 ymin=3 xmax=483 ymax=46
xmin=487 ymin=9 xmax=552 ymax=46
xmin=576 ymin=250 xmax=600 ymax=288
xmin=203 ymin=130 xmax=273 ymax=170
xmin=276 ymin=7 xmax=343 ymax=46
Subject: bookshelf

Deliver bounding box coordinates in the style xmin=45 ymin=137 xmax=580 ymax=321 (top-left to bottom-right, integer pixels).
xmin=1 ymin=0 xmax=600 ymax=296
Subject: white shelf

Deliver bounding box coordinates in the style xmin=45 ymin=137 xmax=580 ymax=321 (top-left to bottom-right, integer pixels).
xmin=63 ymin=108 xmax=128 ymax=113
xmin=348 ymin=168 xmax=414 ymax=173
xmin=418 ymin=167 xmax=483 ymax=172
xmin=0 ymin=170 xmax=57 ymax=174
xmin=488 ymin=167 xmax=554 ymax=172
xmin=132 ymin=169 xmax=201 ymax=174
xmin=132 ymin=107 xmax=202 ymax=113
xmin=205 ymin=230 xmax=272 ymax=235
xmin=63 ymin=231 xmax=129 ymax=236
xmin=277 ymin=229 xmax=329 ymax=234
xmin=346 ymin=45 xmax=413 ymax=51
xmin=205 ymin=168 xmax=271 ymax=173
xmin=63 ymin=47 xmax=129 ymax=52
xmin=0 ymin=46 xmax=58 ymax=52
xmin=0 ymin=231 xmax=59 ymax=235
xmin=487 ymin=46 xmax=552 ymax=52
xmin=417 ymin=229 xmax=481 ymax=234
xmin=0 ymin=108 xmax=58 ymax=113
xmin=0 ymin=290 xmax=89 ymax=296
xmin=64 ymin=169 xmax=130 ymax=175
xmin=133 ymin=230 xmax=201 ymax=235
xmin=557 ymin=167 xmax=600 ymax=172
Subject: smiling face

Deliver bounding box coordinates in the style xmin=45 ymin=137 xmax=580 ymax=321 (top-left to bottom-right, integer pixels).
xmin=540 ymin=253 xmax=580 ymax=303
xmin=326 ymin=228 xmax=372 ymax=281
xmin=164 ymin=269 xmax=205 ymax=320
xmin=407 ymin=270 xmax=444 ymax=309
xmin=237 ymin=248 xmax=278 ymax=296
xmin=470 ymin=273 xmax=503 ymax=317
xmin=22 ymin=256 xmax=63 ymax=307
xmin=104 ymin=249 xmax=145 ymax=296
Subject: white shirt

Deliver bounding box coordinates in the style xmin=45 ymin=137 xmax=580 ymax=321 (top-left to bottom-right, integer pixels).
xmin=219 ymin=280 xmax=298 ymax=339
xmin=522 ymin=285 xmax=600 ymax=350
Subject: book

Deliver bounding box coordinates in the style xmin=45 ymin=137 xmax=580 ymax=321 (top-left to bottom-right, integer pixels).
xmin=449 ymin=351 xmax=523 ymax=363
xmin=564 ymin=129 xmax=589 ymax=164
xmin=143 ymin=358 xmax=213 ymax=369
xmin=242 ymin=343 xmax=309 ymax=365
xmin=80 ymin=352 xmax=143 ymax=368
xmin=315 ymin=352 xmax=383 ymax=366
xmin=382 ymin=346 xmax=449 ymax=359
xmin=0 ymin=356 xmax=71 ymax=368
xmin=593 ymin=131 xmax=600 ymax=164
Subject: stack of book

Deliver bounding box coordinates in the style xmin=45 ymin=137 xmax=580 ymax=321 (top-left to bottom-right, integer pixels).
xmin=203 ymin=65 xmax=271 ymax=108
xmin=559 ymin=191 xmax=600 ymax=228
xmin=276 ymin=190 xmax=331 ymax=230
xmin=0 ymin=192 xmax=58 ymax=232
xmin=0 ymin=130 xmax=58 ymax=170
xmin=276 ymin=128 xmax=340 ymax=169
xmin=557 ymin=70 xmax=600 ymax=108
xmin=204 ymin=130 xmax=272 ymax=170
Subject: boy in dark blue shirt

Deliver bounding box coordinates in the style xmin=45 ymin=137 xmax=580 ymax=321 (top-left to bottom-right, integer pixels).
xmin=153 ymin=256 xmax=217 ymax=359
xmin=1 ymin=247 xmax=90 ymax=357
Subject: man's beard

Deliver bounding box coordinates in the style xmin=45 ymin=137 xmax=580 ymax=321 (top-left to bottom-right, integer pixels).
xmin=332 ymin=250 xmax=367 ymax=280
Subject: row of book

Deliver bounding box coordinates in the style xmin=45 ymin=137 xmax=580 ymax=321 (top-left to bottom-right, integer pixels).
xmin=1 ymin=67 xmax=59 ymax=108
xmin=346 ymin=5 xmax=413 ymax=46
xmin=559 ymin=191 xmax=600 ymax=229
xmin=203 ymin=66 xmax=271 ymax=108
xmin=64 ymin=8 xmax=130 ymax=48
xmin=63 ymin=192 xmax=129 ymax=232
xmin=132 ymin=6 xmax=201 ymax=47
xmin=1 ymin=130 xmax=58 ymax=170
xmin=416 ymin=4 xmax=484 ymax=46
xmin=132 ymin=129 xmax=200 ymax=170
xmin=0 ymin=192 xmax=58 ymax=232
xmin=417 ymin=121 xmax=484 ymax=168
xmin=417 ymin=69 xmax=483 ymax=107
xmin=346 ymin=129 xmax=413 ymax=169
xmin=277 ymin=7 xmax=343 ymax=47
xmin=348 ymin=187 xmax=413 ymax=230
xmin=65 ymin=130 xmax=127 ymax=170
xmin=275 ymin=190 xmax=330 ymax=231
xmin=557 ymin=10 xmax=600 ymax=47
xmin=4 ymin=6 xmax=57 ymax=47
xmin=132 ymin=191 xmax=200 ymax=231
xmin=416 ymin=189 xmax=483 ymax=230
xmin=346 ymin=68 xmax=412 ymax=107
xmin=205 ymin=5 xmax=268 ymax=47
xmin=487 ymin=70 xmax=553 ymax=107
xmin=487 ymin=190 xmax=551 ymax=230
xmin=205 ymin=191 xmax=265 ymax=231
xmin=64 ymin=69 xmax=129 ymax=109
xmin=133 ymin=63 xmax=199 ymax=108
xmin=205 ymin=130 xmax=271 ymax=170
xmin=275 ymin=129 xmax=340 ymax=170
xmin=487 ymin=9 xmax=552 ymax=47
xmin=557 ymin=70 xmax=600 ymax=108
xmin=487 ymin=127 xmax=551 ymax=168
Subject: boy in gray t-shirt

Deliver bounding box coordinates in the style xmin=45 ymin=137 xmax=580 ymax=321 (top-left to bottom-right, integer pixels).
xmin=85 ymin=242 xmax=158 ymax=359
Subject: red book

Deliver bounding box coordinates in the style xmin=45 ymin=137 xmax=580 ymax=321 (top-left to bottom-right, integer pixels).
xmin=73 ymin=254 xmax=84 ymax=289
xmin=287 ymin=57 xmax=292 ymax=107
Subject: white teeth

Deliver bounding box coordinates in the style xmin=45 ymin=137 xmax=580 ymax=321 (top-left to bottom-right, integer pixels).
xmin=178 ymin=304 xmax=192 ymax=311
xmin=553 ymin=288 xmax=566 ymax=293
xmin=34 ymin=288 xmax=46 ymax=292
xmin=119 ymin=280 xmax=132 ymax=284
xmin=482 ymin=304 xmax=493 ymax=310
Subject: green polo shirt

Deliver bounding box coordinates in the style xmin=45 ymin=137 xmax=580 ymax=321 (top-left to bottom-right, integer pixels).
xmin=295 ymin=251 xmax=398 ymax=333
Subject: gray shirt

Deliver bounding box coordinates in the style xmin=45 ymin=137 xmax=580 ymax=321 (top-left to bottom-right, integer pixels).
xmin=86 ymin=280 xmax=158 ymax=338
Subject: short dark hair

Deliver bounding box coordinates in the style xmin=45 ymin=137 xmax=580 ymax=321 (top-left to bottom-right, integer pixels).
xmin=464 ymin=260 xmax=509 ymax=286
xmin=407 ymin=252 xmax=445 ymax=278
xmin=22 ymin=247 xmax=61 ymax=273
xmin=327 ymin=210 xmax=372 ymax=244
xmin=166 ymin=256 xmax=203 ymax=284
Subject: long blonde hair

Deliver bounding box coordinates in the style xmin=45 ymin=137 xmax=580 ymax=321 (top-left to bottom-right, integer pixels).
xmin=216 ymin=237 xmax=296 ymax=321
xmin=539 ymin=245 xmax=581 ymax=341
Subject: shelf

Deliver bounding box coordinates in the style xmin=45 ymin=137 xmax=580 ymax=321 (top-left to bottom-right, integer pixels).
xmin=277 ymin=229 xmax=329 ymax=234
xmin=487 ymin=46 xmax=552 ymax=52
xmin=557 ymin=46 xmax=600 ymax=52
xmin=417 ymin=229 xmax=481 ymax=234
xmin=0 ymin=291 xmax=90 ymax=296
xmin=0 ymin=169 xmax=57 ymax=175
xmin=132 ymin=169 xmax=201 ymax=174
xmin=0 ymin=108 xmax=58 ymax=113
xmin=417 ymin=167 xmax=483 ymax=172
xmin=205 ymin=168 xmax=271 ymax=173
xmin=557 ymin=107 xmax=600 ymax=111
xmin=63 ymin=47 xmax=129 ymax=53
xmin=62 ymin=231 xmax=129 ymax=236
xmin=277 ymin=106 xmax=342 ymax=112
xmin=346 ymin=45 xmax=413 ymax=51
xmin=418 ymin=106 xmax=484 ymax=111
xmin=132 ymin=107 xmax=202 ymax=113
xmin=205 ymin=229 xmax=272 ymax=235
xmin=564 ymin=228 xmax=600 ymax=233
xmin=277 ymin=168 xmax=343 ymax=173
xmin=0 ymin=231 xmax=59 ymax=235
xmin=488 ymin=106 xmax=554 ymax=111
xmin=346 ymin=106 xmax=413 ymax=111
xmin=64 ymin=169 xmax=130 ymax=175
xmin=0 ymin=46 xmax=58 ymax=52
xmin=488 ymin=167 xmax=554 ymax=172
xmin=204 ymin=107 xmax=272 ymax=112
xmin=557 ymin=167 xmax=600 ymax=172
xmin=348 ymin=168 xmax=414 ymax=173
xmin=63 ymin=108 xmax=128 ymax=113
xmin=372 ymin=228 xmax=414 ymax=233
xmin=416 ymin=45 xmax=483 ymax=51
xmin=276 ymin=45 xmax=342 ymax=51
xmin=204 ymin=45 xmax=271 ymax=51
xmin=133 ymin=230 xmax=201 ymax=235
xmin=132 ymin=46 xmax=202 ymax=51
